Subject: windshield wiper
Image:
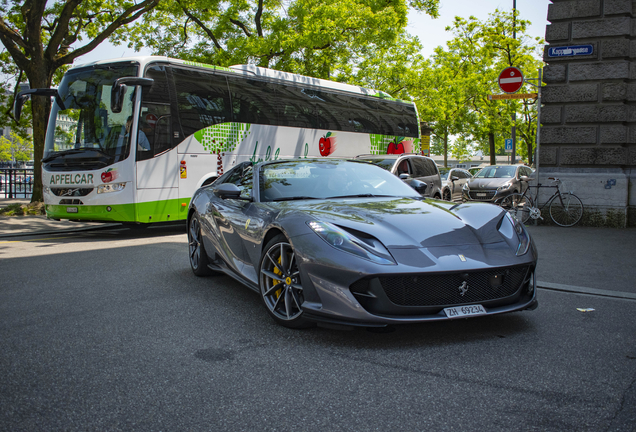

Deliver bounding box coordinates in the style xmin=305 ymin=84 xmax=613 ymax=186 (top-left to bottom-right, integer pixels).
xmin=42 ymin=147 xmax=110 ymax=163
xmin=326 ymin=194 xmax=395 ymax=199
xmin=271 ymin=196 xmax=319 ymax=202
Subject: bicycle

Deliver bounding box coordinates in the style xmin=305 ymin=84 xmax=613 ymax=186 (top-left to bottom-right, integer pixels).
xmin=496 ymin=177 xmax=584 ymax=227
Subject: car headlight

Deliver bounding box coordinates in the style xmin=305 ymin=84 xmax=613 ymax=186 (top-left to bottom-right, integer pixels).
xmin=497 ymin=182 xmax=513 ymax=191
xmin=502 ymin=212 xmax=530 ymax=256
xmin=97 ymin=182 xmax=126 ymax=194
xmin=307 ymin=221 xmax=396 ymax=265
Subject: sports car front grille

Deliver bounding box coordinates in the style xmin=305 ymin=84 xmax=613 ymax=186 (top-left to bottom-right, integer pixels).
xmin=368 ymin=266 xmax=530 ymax=307
xmin=468 ymin=190 xmax=497 ymax=201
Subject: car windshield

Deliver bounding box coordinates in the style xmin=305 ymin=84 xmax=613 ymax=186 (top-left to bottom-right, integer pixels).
xmin=438 ymin=168 xmax=451 ymax=180
xmin=474 ymin=166 xmax=516 ymax=179
xmin=356 ymin=158 xmax=396 ymax=171
xmin=259 ymin=159 xmax=420 ymax=202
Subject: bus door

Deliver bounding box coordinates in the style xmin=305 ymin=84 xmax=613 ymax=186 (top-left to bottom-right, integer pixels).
xmin=135 ymin=65 xmax=180 ymax=223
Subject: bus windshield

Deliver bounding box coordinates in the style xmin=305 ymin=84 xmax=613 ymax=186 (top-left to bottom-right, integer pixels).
xmin=44 ymin=64 xmax=138 ymax=166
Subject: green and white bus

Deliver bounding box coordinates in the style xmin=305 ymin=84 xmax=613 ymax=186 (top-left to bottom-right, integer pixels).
xmin=20 ymin=56 xmax=421 ymax=224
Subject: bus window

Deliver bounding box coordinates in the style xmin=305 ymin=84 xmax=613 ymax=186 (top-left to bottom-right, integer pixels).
xmin=227 ymin=78 xmax=276 ymax=125
xmin=171 ymin=67 xmax=231 ymax=137
xmin=139 ymin=65 xmax=173 ymax=160
xmin=137 ymin=103 xmax=171 ymax=160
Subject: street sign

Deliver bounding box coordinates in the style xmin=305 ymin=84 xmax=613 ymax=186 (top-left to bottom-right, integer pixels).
xmin=488 ymin=93 xmax=538 ymax=100
xmin=505 ymin=139 xmax=513 ymax=153
xmin=498 ymin=67 xmax=524 ymax=94
xmin=548 ymin=45 xmax=593 ymax=58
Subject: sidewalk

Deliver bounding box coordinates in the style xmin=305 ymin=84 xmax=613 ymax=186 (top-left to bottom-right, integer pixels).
xmin=0 ymin=198 xmax=120 ymax=237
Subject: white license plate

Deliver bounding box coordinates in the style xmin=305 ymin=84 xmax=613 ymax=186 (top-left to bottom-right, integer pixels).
xmin=66 ymin=207 xmax=78 ymax=213
xmin=476 ymin=193 xmax=487 ymax=197
xmin=444 ymin=304 xmax=487 ymax=318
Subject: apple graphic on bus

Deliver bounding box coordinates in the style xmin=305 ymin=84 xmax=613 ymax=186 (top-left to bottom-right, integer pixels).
xmin=386 ymin=137 xmax=413 ymax=154
xmin=101 ymin=168 xmax=117 ymax=183
xmin=319 ymin=132 xmax=336 ymax=156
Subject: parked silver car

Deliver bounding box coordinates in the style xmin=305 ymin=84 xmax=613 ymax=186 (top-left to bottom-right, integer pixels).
xmin=356 ymin=154 xmax=442 ymax=199
xmin=439 ymin=167 xmax=472 ymax=202
xmin=462 ymin=165 xmax=534 ymax=203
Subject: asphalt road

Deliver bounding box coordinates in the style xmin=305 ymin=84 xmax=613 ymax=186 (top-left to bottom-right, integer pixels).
xmin=0 ymin=226 xmax=635 ymax=431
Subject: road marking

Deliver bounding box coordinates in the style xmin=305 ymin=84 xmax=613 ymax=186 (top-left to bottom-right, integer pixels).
xmin=538 ymin=281 xmax=636 ymax=300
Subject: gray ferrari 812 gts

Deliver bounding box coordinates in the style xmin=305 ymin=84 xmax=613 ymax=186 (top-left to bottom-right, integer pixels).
xmin=187 ymin=159 xmax=538 ymax=329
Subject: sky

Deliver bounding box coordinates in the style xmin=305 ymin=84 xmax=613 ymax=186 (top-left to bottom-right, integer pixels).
xmin=75 ymin=0 xmax=552 ymax=65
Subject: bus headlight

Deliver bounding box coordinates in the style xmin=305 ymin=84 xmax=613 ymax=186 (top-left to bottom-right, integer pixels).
xmin=97 ymin=182 xmax=126 ymax=194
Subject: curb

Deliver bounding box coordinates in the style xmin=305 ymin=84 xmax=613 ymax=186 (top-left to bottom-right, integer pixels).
xmin=0 ymin=223 xmax=122 ymax=239
xmin=537 ymin=281 xmax=636 ymax=301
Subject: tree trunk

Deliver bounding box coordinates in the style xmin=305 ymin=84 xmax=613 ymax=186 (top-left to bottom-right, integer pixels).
xmin=27 ymin=65 xmax=52 ymax=203
xmin=443 ymin=132 xmax=448 ymax=168
xmin=526 ymin=136 xmax=533 ymax=166
xmin=489 ymin=132 xmax=496 ymax=165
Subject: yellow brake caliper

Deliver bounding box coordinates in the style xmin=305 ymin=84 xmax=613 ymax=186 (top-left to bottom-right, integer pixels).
xmin=273 ymin=256 xmax=283 ymax=299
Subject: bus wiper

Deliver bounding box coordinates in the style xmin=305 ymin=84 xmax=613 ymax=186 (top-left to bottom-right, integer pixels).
xmin=42 ymin=147 xmax=110 ymax=162
xmin=271 ymin=196 xmax=319 ymax=202
xmin=326 ymin=194 xmax=394 ymax=199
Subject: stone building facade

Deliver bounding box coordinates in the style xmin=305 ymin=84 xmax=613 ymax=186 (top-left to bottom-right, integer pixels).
xmin=542 ymin=0 xmax=636 ymax=226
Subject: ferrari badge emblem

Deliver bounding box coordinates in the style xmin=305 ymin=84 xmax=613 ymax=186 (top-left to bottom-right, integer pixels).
xmin=458 ymin=281 xmax=469 ymax=296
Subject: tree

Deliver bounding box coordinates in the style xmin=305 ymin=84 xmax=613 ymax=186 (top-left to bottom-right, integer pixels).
xmin=413 ymin=52 xmax=471 ymax=168
xmin=415 ymin=9 xmax=543 ymax=166
xmin=0 ymin=0 xmax=161 ymax=203
xmin=131 ymin=0 xmax=439 ymax=78
xmin=0 ymin=130 xmax=33 ymax=162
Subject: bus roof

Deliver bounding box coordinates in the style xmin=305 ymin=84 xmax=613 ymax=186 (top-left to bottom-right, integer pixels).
xmin=69 ymin=55 xmax=406 ymax=102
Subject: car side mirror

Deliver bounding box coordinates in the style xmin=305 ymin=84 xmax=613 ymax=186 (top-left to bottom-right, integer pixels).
xmin=520 ymin=176 xmax=530 ymax=182
xmin=409 ymin=179 xmax=428 ymax=194
xmin=214 ymin=183 xmax=241 ymax=199
xmin=399 ymin=173 xmax=410 ymax=180
xmin=451 ymin=176 xmax=459 ymax=181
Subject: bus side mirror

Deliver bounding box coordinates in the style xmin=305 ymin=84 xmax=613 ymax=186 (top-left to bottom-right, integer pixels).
xmin=14 ymin=89 xmax=64 ymax=121
xmin=14 ymin=93 xmax=28 ymax=121
xmin=111 ymin=77 xmax=154 ymax=113
xmin=111 ymin=84 xmax=127 ymax=114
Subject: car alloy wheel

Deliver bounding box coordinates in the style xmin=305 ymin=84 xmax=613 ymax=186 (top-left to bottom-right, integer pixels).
xmin=188 ymin=215 xmax=214 ymax=276
xmin=259 ymin=235 xmax=312 ymax=328
xmin=443 ymin=189 xmax=451 ymax=201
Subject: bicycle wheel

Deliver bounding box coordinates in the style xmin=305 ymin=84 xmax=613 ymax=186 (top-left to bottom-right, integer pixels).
xmin=498 ymin=193 xmax=533 ymax=224
xmin=549 ymin=192 xmax=583 ymax=227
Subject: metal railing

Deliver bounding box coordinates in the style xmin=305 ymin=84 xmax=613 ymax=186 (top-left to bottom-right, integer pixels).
xmin=0 ymin=169 xmax=34 ymax=199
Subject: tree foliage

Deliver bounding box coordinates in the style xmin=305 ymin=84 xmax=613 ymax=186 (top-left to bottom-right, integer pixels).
xmin=0 ymin=130 xmax=32 ymax=162
xmin=130 ymin=0 xmax=438 ymax=78
xmin=415 ymin=9 xmax=543 ymax=166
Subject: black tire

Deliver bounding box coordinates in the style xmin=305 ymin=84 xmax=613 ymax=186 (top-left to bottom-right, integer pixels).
xmin=258 ymin=234 xmax=313 ymax=329
xmin=442 ymin=189 xmax=451 ymax=201
xmin=549 ymin=192 xmax=583 ymax=227
xmin=188 ymin=215 xmax=214 ymax=276
xmin=498 ymin=193 xmax=532 ymax=224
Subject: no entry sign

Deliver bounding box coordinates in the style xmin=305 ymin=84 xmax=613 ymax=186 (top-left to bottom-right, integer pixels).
xmin=498 ymin=67 xmax=524 ymax=94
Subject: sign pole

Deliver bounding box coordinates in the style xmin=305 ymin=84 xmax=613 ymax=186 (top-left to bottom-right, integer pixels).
xmin=534 ymin=67 xmax=542 ymax=183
